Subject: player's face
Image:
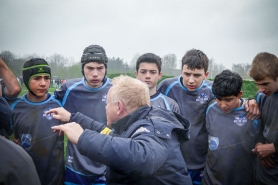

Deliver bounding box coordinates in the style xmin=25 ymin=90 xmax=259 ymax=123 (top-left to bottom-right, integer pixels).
xmin=253 ymin=77 xmax=278 ymax=96
xmin=106 ymin=88 xmax=120 ymax=128
xmin=181 ymin=64 xmax=208 ymax=91
xmin=135 ymin=62 xmax=162 ymax=91
xmin=84 ymin=62 xmax=106 ymax=88
xmin=28 ymin=74 xmax=50 ymax=101
xmin=216 ymin=93 xmax=242 ymax=113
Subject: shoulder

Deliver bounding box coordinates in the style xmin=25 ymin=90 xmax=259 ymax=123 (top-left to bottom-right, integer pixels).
xmin=9 ymin=96 xmax=25 ymax=109
xmin=204 ymin=79 xmax=213 ymax=86
xmin=63 ymin=78 xmax=83 ymax=88
xmin=162 ymin=94 xmax=177 ymax=103
xmin=206 ymin=99 xmax=217 ymax=115
xmin=159 ymin=76 xmax=179 ymax=86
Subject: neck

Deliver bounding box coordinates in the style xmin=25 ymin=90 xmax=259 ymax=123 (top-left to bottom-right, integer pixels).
xmin=27 ymin=92 xmax=48 ymax=102
xmin=149 ymin=87 xmax=157 ymax=96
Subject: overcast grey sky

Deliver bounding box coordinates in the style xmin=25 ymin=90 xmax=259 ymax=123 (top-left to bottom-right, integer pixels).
xmin=0 ymin=0 xmax=277 ymax=69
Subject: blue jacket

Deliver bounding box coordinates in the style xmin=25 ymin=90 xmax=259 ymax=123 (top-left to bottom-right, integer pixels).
xmin=71 ymin=106 xmax=193 ymax=185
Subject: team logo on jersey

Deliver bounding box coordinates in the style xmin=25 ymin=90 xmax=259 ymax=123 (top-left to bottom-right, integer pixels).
xmin=68 ymin=156 xmax=73 ymax=163
xmin=43 ymin=108 xmax=53 ymax=120
xmin=196 ymin=93 xmax=209 ymax=104
xmin=21 ymin=134 xmax=32 ymax=147
xmin=263 ymin=126 xmax=269 ymax=137
xmin=234 ymin=114 xmax=247 ymax=127
xmin=102 ymin=93 xmax=107 ymax=103
xmin=209 ymin=136 xmax=219 ymax=150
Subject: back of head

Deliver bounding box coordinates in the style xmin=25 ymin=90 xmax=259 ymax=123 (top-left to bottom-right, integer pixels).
xmin=212 ymin=69 xmax=242 ymax=98
xmin=81 ymin=44 xmax=108 ymax=75
xmin=181 ymin=49 xmax=209 ymax=72
xmin=110 ymin=75 xmax=150 ymax=112
xmin=22 ymin=58 xmax=51 ymax=91
xmin=136 ymin=53 xmax=162 ymax=72
xmin=249 ymin=52 xmax=278 ymax=81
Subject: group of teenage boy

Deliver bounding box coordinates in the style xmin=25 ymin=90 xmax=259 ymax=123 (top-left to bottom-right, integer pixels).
xmin=0 ymin=44 xmax=277 ymax=185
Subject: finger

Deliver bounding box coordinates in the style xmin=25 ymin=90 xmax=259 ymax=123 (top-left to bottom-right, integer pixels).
xmin=51 ymin=125 xmax=62 ymax=131
xmin=264 ymin=159 xmax=274 ymax=168
xmin=46 ymin=107 xmax=62 ymax=115
xmin=244 ymin=100 xmax=250 ymax=111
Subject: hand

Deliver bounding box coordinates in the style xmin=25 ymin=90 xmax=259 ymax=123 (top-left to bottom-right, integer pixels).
xmin=46 ymin=107 xmax=71 ymax=122
xmin=51 ymin=122 xmax=83 ymax=144
xmin=245 ymin=99 xmax=260 ymax=120
xmin=253 ymin=143 xmax=276 ymax=158
xmin=259 ymin=156 xmax=275 ymax=169
xmin=13 ymin=137 xmax=21 ymax=145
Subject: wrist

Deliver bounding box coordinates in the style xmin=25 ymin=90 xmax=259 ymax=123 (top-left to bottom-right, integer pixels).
xmin=69 ymin=113 xmax=76 ymax=122
xmin=274 ymin=143 xmax=278 ymax=152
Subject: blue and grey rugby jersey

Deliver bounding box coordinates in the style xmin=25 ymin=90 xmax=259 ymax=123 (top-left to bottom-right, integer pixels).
xmin=10 ymin=94 xmax=64 ymax=185
xmin=203 ymin=99 xmax=262 ymax=185
xmin=158 ymin=76 xmax=214 ymax=169
xmin=150 ymin=91 xmax=180 ymax=113
xmin=255 ymin=92 xmax=278 ymax=184
xmin=55 ymin=77 xmax=112 ymax=179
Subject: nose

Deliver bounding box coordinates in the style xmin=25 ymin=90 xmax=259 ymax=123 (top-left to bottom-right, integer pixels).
xmin=218 ymin=101 xmax=226 ymax=109
xmin=145 ymin=72 xmax=151 ymax=78
xmin=258 ymin=85 xmax=265 ymax=93
xmin=188 ymin=75 xmax=194 ymax=83
xmin=92 ymin=69 xmax=99 ymax=76
xmin=40 ymin=79 xmax=47 ymax=85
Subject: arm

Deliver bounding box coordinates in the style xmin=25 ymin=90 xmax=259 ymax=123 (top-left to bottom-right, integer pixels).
xmin=47 ymin=107 xmax=107 ymax=132
xmin=0 ymin=58 xmax=21 ymax=99
xmin=0 ymin=96 xmax=13 ymax=136
xmin=52 ymin=122 xmax=168 ymax=176
xmin=78 ymin=129 xmax=168 ymax=176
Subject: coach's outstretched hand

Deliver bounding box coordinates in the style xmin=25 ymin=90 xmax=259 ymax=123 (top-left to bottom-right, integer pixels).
xmin=52 ymin=122 xmax=83 ymax=145
xmin=46 ymin=107 xmax=71 ymax=122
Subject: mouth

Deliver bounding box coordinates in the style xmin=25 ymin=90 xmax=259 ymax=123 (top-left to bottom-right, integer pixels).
xmin=90 ymin=80 xmax=99 ymax=83
xmin=38 ymin=89 xmax=47 ymax=93
xmin=187 ymin=85 xmax=195 ymax=89
xmin=221 ymin=109 xmax=230 ymax=113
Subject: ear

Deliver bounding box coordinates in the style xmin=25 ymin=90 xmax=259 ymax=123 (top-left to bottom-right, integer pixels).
xmin=237 ymin=91 xmax=243 ymax=98
xmin=135 ymin=71 xmax=138 ymax=78
xmin=204 ymin=71 xmax=209 ymax=79
xmin=158 ymin=72 xmax=162 ymax=80
xmin=117 ymin=100 xmax=125 ymax=115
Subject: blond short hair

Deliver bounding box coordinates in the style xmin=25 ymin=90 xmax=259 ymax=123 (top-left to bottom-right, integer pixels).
xmin=110 ymin=75 xmax=150 ymax=112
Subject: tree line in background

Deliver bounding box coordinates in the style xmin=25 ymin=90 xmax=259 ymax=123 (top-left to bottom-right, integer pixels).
xmin=0 ymin=50 xmax=252 ymax=80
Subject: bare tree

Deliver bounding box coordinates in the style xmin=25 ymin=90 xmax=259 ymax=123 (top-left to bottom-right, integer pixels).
xmin=162 ymin=54 xmax=177 ymax=69
xmin=129 ymin=53 xmax=141 ymax=70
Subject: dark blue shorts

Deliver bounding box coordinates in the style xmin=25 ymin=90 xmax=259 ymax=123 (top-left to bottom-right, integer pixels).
xmin=188 ymin=168 xmax=204 ymax=185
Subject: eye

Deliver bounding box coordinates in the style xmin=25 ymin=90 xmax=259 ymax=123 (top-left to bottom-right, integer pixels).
xmin=194 ymin=74 xmax=201 ymax=77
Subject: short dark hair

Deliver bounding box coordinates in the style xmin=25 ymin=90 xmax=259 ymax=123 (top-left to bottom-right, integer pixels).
xmin=212 ymin=69 xmax=242 ymax=98
xmin=181 ymin=49 xmax=209 ymax=72
xmin=136 ymin=53 xmax=162 ymax=72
